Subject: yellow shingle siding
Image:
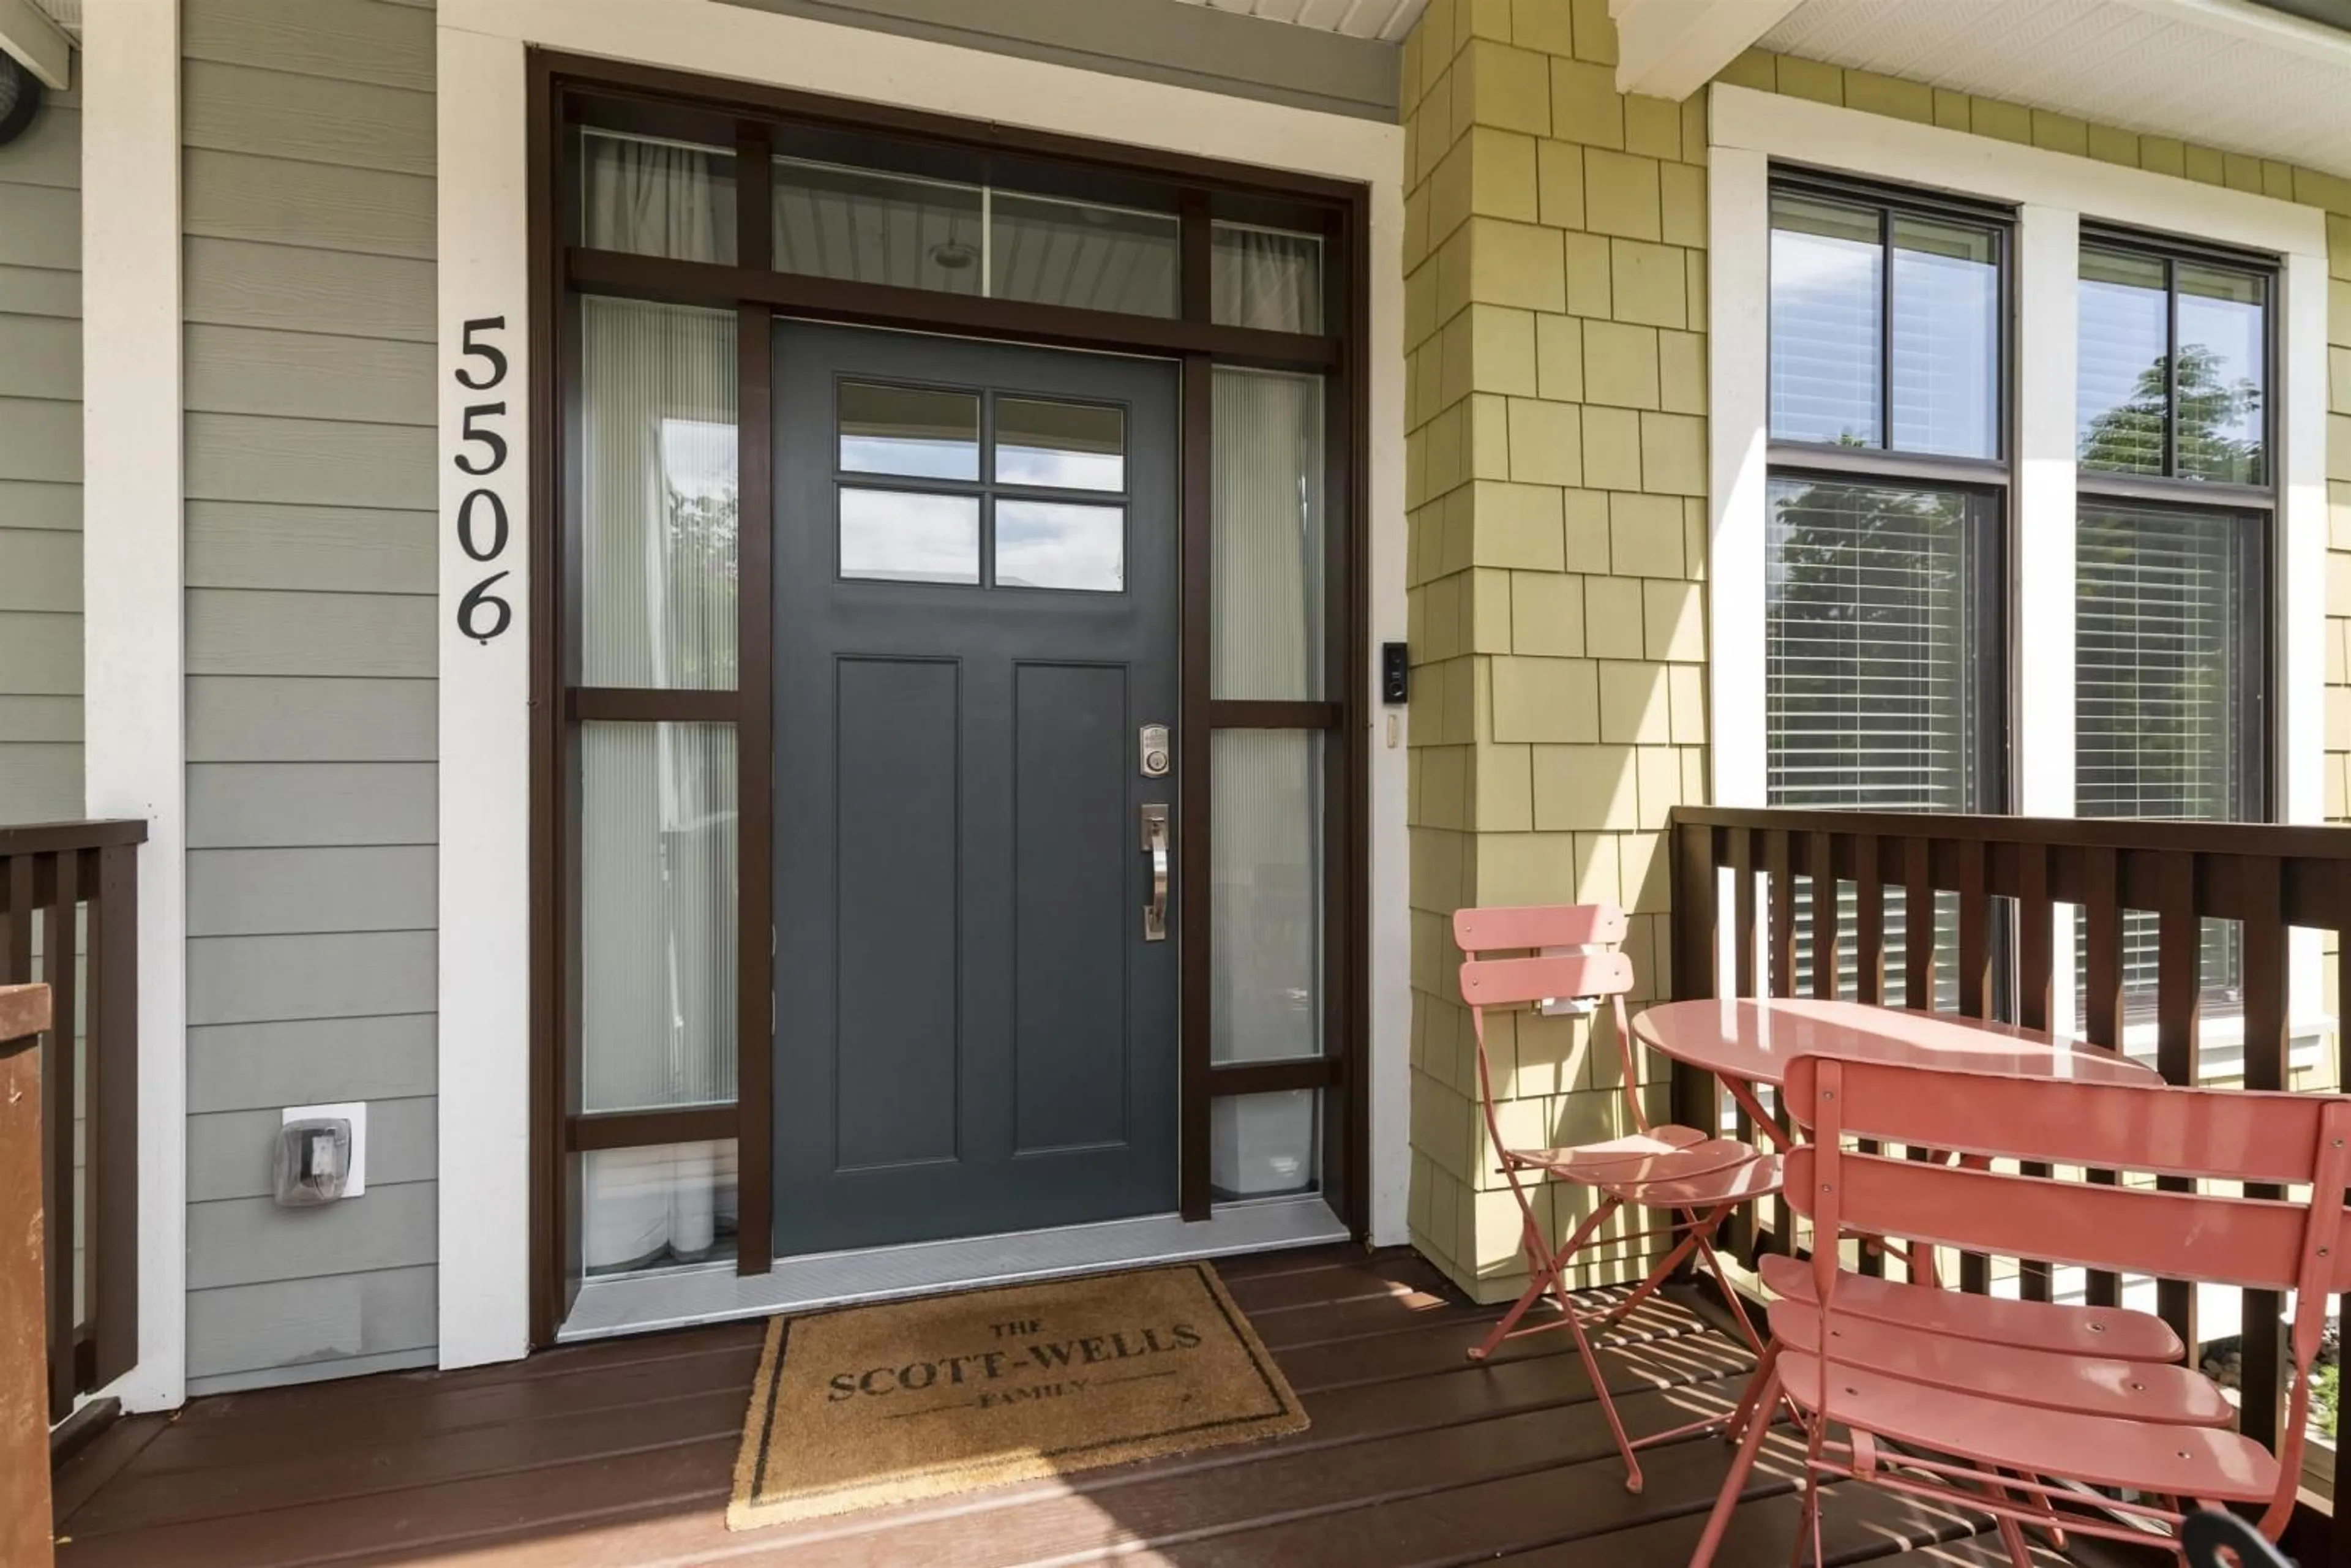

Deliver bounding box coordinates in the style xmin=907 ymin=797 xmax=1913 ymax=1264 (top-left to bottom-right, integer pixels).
xmin=1404 ymin=10 xmax=2351 ymax=1303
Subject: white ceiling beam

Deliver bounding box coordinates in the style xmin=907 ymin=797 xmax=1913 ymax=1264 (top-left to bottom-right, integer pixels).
xmin=0 ymin=0 xmax=71 ymax=89
xmin=1610 ymin=0 xmax=1805 ymax=100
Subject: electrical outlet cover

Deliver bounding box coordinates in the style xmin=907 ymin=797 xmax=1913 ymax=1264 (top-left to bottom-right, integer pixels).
xmin=282 ymin=1101 xmax=367 ymax=1196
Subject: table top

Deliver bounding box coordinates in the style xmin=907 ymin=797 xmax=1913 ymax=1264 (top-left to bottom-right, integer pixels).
xmin=1631 ymin=997 xmax=2163 ymax=1089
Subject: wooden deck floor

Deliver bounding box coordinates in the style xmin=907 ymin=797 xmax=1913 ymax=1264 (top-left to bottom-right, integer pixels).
xmin=50 ymin=1247 xmax=2083 ymax=1567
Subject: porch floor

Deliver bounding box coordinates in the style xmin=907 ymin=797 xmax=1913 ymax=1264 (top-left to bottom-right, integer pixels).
xmin=50 ymin=1247 xmax=2107 ymax=1567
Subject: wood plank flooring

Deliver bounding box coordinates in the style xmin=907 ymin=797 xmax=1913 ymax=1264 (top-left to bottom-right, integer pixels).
xmin=51 ymin=1247 xmax=2073 ymax=1567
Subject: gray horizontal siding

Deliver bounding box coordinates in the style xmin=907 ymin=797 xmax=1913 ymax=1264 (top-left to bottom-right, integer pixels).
xmin=186 ymin=1265 xmax=437 ymax=1387
xmin=187 ymin=677 xmax=435 ymax=761
xmin=0 ymin=182 xmax=77 ymax=269
xmin=186 ymin=1179 xmax=437 ymax=1289
xmin=0 ymin=615 xmax=80 ymax=696
xmin=189 ymin=1013 xmax=436 ymax=1114
xmin=0 ymin=480 xmax=80 ymax=531
xmin=0 ymin=396 xmax=80 ymax=484
xmin=0 ymin=313 xmax=81 ymax=399
xmin=189 ymin=762 xmax=436 ymax=846
xmin=0 ymin=266 xmax=79 ymax=318
xmin=0 ymin=530 xmax=78 ymax=611
xmin=182 ymin=0 xmax=440 ymax=1390
xmin=718 ymin=0 xmax=1400 ymax=119
xmin=189 ymin=1096 xmax=437 ymax=1201
xmin=0 ymin=745 xmax=80 ymax=822
xmin=0 ymin=696 xmax=80 ymax=742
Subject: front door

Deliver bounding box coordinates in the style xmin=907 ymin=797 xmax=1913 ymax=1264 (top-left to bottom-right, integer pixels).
xmin=772 ymin=323 xmax=1180 ymax=1256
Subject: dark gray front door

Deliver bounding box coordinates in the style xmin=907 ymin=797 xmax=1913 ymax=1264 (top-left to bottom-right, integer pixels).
xmin=772 ymin=323 xmax=1180 ymax=1256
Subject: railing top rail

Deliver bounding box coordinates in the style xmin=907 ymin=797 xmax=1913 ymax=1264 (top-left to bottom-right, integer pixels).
xmin=0 ymin=819 xmax=150 ymax=856
xmin=1669 ymin=806 xmax=2351 ymax=861
xmin=0 ymin=985 xmax=47 ymax=1048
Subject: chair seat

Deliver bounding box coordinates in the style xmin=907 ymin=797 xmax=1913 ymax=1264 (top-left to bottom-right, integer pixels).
xmin=1779 ymin=1348 xmax=2278 ymax=1503
xmin=1607 ymin=1146 xmax=1780 ymax=1209
xmin=1769 ymin=1296 xmax=2232 ymax=1427
xmin=1758 ymin=1253 xmax=2183 ymax=1363
xmin=1507 ymin=1124 xmax=1708 ymax=1178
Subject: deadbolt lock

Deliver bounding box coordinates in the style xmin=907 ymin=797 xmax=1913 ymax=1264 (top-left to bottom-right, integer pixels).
xmin=1139 ymin=724 xmax=1171 ymax=778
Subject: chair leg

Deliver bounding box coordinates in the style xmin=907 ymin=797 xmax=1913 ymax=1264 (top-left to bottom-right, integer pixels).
xmin=1689 ymin=1364 xmax=1782 ymax=1568
xmin=1725 ymin=1339 xmax=1780 ymax=1445
xmin=1466 ymin=1270 xmax=1553 ymax=1364
xmin=1787 ymin=1479 xmax=1821 ymax=1568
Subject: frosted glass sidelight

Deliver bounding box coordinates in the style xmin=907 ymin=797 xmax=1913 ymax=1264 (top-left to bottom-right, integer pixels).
xmin=1211 ymin=1091 xmax=1319 ymax=1201
xmin=580 ymin=298 xmax=740 ymax=690
xmin=579 ymin=722 xmax=740 ymax=1115
xmin=1212 ymin=222 xmax=1324 ymax=333
xmin=1211 ymin=367 xmax=1325 ymax=700
xmin=1211 ymin=730 xmax=1323 ymax=1067
xmin=581 ymin=130 xmax=737 ymax=264
xmin=582 ymin=1139 xmax=740 ymax=1277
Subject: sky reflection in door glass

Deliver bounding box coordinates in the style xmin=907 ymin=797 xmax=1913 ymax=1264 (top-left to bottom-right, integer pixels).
xmin=839 ymin=487 xmax=980 ymax=583
xmin=996 ymin=500 xmax=1123 ymax=591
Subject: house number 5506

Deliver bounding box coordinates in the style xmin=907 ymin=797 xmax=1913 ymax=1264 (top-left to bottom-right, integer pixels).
xmin=453 ymin=316 xmax=514 ymax=644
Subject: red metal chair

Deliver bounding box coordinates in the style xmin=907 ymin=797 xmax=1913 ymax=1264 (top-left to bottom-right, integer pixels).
xmin=1690 ymin=1053 xmax=2351 ymax=1568
xmin=1453 ymin=904 xmax=1780 ymax=1493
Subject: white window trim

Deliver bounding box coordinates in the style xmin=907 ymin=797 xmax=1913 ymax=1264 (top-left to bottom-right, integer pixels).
xmin=435 ymin=0 xmax=1408 ymax=1369
xmin=1706 ymin=83 xmax=2331 ymax=1046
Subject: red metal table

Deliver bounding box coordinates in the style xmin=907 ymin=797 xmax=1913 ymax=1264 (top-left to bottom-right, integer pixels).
xmin=1633 ymin=997 xmax=2162 ymax=1152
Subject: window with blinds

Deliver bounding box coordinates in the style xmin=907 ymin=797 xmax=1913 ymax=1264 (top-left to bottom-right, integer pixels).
xmin=1766 ymin=177 xmax=2009 ymax=1005
xmin=2073 ymin=234 xmax=2271 ymax=1019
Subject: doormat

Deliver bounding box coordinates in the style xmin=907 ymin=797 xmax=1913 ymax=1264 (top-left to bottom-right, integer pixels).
xmin=728 ymin=1262 xmax=1308 ymax=1529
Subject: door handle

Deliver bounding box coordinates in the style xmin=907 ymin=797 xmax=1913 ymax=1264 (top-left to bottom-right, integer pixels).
xmin=1139 ymin=804 xmax=1169 ymax=942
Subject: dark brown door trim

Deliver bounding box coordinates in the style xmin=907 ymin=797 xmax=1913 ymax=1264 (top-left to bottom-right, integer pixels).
xmin=526 ymin=49 xmax=1374 ymax=1343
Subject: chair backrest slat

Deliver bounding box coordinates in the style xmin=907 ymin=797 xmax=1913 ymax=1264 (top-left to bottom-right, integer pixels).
xmin=1783 ymin=1145 xmax=2348 ymax=1293
xmin=1785 ymin=1056 xmax=2327 ymax=1187
xmin=1458 ymin=952 xmax=1633 ymax=1010
xmin=1453 ymin=904 xmax=1626 ymax=952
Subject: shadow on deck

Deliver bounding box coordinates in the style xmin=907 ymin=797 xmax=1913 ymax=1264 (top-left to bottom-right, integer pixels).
xmin=50 ymin=1246 xmax=2100 ymax=1566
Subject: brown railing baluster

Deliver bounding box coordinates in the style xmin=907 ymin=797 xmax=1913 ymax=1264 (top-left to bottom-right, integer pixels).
xmin=1668 ymin=824 xmax=1720 ymax=1136
xmin=2015 ymin=842 xmax=2053 ymax=1302
xmin=88 ymin=842 xmax=138 ymax=1390
xmin=2 ymin=854 xmax=28 ymax=985
xmin=2153 ymin=850 xmax=2202 ymax=1356
xmin=1956 ymin=839 xmax=1989 ymax=1021
xmin=1853 ymin=835 xmax=1884 ymax=1007
xmin=1731 ymin=827 xmax=1757 ymax=1000
xmin=1766 ymin=831 xmax=1795 ymax=1003
xmin=1903 ymin=835 xmax=1934 ymax=1010
xmin=2082 ymin=846 xmax=2123 ymax=1310
xmin=1810 ymin=831 xmax=1839 ymax=1000
xmin=2237 ymin=855 xmax=2288 ymax=1453
xmin=40 ymin=852 xmax=77 ymax=1422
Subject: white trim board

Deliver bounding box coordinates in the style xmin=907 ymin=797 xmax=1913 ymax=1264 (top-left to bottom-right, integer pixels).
xmin=434 ymin=0 xmax=1409 ymax=1368
xmin=1705 ymin=82 xmax=2328 ymax=1015
xmin=79 ymin=0 xmax=187 ymax=1414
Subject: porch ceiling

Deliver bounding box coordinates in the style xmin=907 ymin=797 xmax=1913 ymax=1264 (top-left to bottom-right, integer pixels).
xmin=1167 ymin=0 xmax=1430 ymax=43
xmin=1760 ymin=0 xmax=2351 ymax=182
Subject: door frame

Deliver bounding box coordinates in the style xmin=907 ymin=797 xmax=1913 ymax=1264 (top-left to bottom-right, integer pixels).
xmin=525 ymin=51 xmax=1374 ymax=1344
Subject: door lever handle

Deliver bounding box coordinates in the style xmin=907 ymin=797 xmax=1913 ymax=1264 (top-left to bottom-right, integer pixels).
xmin=1139 ymin=804 xmax=1169 ymax=942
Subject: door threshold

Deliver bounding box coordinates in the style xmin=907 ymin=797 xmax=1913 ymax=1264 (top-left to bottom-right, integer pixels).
xmin=557 ymin=1195 xmax=1352 ymax=1342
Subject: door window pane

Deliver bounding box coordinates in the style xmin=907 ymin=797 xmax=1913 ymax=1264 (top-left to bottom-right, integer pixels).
xmin=2176 ymin=263 xmax=2267 ymax=485
xmin=579 ymin=722 xmax=738 ymax=1114
xmin=990 ymin=192 xmax=1178 ymax=318
xmin=2078 ymin=249 xmax=2169 ymax=475
xmin=839 ymin=488 xmax=980 ymax=584
xmin=1891 ymin=216 xmax=1998 ymax=458
xmin=773 ymin=156 xmax=984 ymax=293
xmin=996 ymin=398 xmax=1125 ymax=490
xmin=1212 ymin=222 xmax=1324 ymax=333
xmin=581 ymin=130 xmax=737 ymax=264
xmin=1211 ymin=1091 xmax=1319 ymax=1200
xmin=838 ymin=382 xmax=979 ymax=481
xmin=583 ymin=1139 xmax=738 ymax=1277
xmin=2076 ymin=501 xmax=2261 ymax=1008
xmin=1766 ymin=476 xmax=1992 ymax=813
xmin=580 ymin=298 xmax=740 ymax=690
xmin=1212 ymin=367 xmax=1326 ymax=700
xmin=1211 ymin=730 xmax=1323 ymax=1066
xmin=1770 ymin=195 xmax=1883 ymax=446
xmin=995 ymin=501 xmax=1123 ymax=591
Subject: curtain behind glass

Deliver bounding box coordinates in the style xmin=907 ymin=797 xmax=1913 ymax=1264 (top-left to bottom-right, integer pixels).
xmin=581 ymin=298 xmax=739 ymax=690
xmin=582 ymin=131 xmax=737 ymax=265
xmin=1212 ymin=367 xmax=1324 ymax=699
xmin=1211 ymin=222 xmax=1324 ymax=333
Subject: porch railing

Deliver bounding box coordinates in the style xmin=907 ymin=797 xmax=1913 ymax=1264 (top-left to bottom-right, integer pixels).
xmin=0 ymin=820 xmax=145 ymax=1420
xmin=1665 ymin=805 xmax=2351 ymax=1525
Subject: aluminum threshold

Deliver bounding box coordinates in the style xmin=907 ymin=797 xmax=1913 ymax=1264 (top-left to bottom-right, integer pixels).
xmin=558 ymin=1195 xmax=1352 ymax=1341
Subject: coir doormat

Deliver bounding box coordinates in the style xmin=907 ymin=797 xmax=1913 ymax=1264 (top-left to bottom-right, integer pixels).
xmin=729 ymin=1262 xmax=1308 ymax=1528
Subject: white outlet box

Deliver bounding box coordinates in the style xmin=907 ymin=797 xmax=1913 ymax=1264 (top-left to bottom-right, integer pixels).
xmin=283 ymin=1101 xmax=368 ymax=1197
